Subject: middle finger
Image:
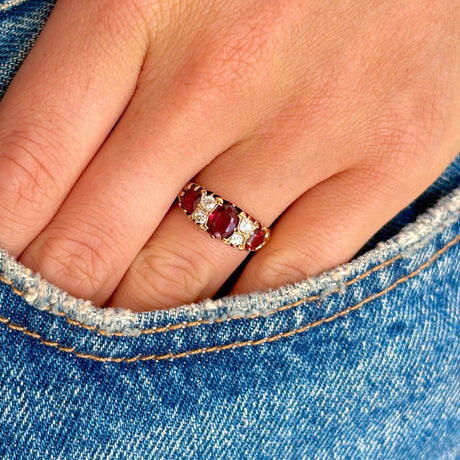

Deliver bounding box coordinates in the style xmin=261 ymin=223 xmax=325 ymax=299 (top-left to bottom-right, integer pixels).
xmin=108 ymin=127 xmax=341 ymax=311
xmin=19 ymin=76 xmax=245 ymax=305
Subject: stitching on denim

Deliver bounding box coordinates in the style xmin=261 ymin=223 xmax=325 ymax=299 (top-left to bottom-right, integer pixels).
xmin=0 ymin=205 xmax=458 ymax=336
xmin=0 ymin=232 xmax=458 ymax=363
xmin=0 ymin=252 xmax=401 ymax=336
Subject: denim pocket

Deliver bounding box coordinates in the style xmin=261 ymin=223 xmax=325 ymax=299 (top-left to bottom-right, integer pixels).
xmin=0 ymin=184 xmax=459 ymax=359
xmin=0 ymin=1 xmax=459 ymax=457
xmin=0 ymin=179 xmax=459 ymax=459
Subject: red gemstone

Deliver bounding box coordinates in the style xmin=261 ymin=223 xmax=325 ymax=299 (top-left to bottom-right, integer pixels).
xmin=181 ymin=187 xmax=202 ymax=215
xmin=207 ymin=204 xmax=239 ymax=239
xmin=245 ymin=229 xmax=266 ymax=251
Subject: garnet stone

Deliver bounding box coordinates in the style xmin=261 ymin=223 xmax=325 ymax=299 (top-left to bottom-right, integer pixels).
xmin=207 ymin=204 xmax=240 ymax=239
xmin=245 ymin=229 xmax=266 ymax=251
xmin=181 ymin=187 xmax=202 ymax=215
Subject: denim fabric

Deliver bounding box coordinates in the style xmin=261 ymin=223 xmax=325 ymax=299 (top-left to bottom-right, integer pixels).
xmin=0 ymin=1 xmax=459 ymax=459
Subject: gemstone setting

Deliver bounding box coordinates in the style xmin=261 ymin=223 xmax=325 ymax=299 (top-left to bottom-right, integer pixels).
xmin=245 ymin=228 xmax=267 ymax=251
xmin=200 ymin=195 xmax=218 ymax=212
xmin=191 ymin=209 xmax=208 ymax=225
xmin=238 ymin=216 xmax=258 ymax=235
xmin=181 ymin=187 xmax=202 ymax=215
xmin=207 ymin=204 xmax=240 ymax=239
xmin=227 ymin=232 xmax=245 ymax=247
xmin=178 ymin=182 xmax=270 ymax=252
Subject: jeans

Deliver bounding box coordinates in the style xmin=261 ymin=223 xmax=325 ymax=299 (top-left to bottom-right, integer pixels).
xmin=0 ymin=1 xmax=459 ymax=458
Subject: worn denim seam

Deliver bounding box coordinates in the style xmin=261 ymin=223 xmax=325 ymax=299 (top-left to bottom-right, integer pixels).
xmin=0 ymin=192 xmax=458 ymax=335
xmin=0 ymin=231 xmax=458 ymax=363
xmin=0 ymin=0 xmax=32 ymax=13
xmin=0 ymin=247 xmax=402 ymax=336
xmin=0 ymin=211 xmax=458 ymax=337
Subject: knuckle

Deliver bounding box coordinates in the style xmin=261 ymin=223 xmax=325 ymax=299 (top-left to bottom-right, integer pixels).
xmin=92 ymin=0 xmax=148 ymax=23
xmin=369 ymin=90 xmax=447 ymax=171
xmin=88 ymin=0 xmax=155 ymax=47
xmin=209 ymin=27 xmax=269 ymax=89
xmin=27 ymin=232 xmax=110 ymax=299
xmin=182 ymin=8 xmax=283 ymax=99
xmin=131 ymin=242 xmax=211 ymax=306
xmin=252 ymin=250 xmax=316 ymax=291
xmin=378 ymin=114 xmax=429 ymax=163
xmin=0 ymin=131 xmax=59 ymax=219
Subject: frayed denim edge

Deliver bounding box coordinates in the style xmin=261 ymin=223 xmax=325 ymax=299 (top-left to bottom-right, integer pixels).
xmin=0 ymin=0 xmax=31 ymax=13
xmin=0 ymin=188 xmax=459 ymax=336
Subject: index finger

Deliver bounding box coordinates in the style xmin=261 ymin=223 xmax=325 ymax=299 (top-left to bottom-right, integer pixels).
xmin=0 ymin=0 xmax=148 ymax=255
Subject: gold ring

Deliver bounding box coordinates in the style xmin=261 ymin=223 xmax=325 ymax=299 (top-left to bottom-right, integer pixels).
xmin=178 ymin=183 xmax=270 ymax=252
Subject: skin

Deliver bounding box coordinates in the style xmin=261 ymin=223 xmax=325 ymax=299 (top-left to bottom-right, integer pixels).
xmin=0 ymin=0 xmax=458 ymax=311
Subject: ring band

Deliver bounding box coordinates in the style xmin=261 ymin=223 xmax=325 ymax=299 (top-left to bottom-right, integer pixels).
xmin=178 ymin=183 xmax=270 ymax=252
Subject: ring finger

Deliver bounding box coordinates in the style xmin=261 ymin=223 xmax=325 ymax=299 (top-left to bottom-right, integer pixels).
xmin=107 ymin=130 xmax=341 ymax=311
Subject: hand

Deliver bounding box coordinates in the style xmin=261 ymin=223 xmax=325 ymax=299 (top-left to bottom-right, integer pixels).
xmin=0 ymin=0 xmax=458 ymax=311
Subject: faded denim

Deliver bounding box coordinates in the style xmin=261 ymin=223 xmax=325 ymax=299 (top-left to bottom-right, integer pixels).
xmin=0 ymin=1 xmax=459 ymax=458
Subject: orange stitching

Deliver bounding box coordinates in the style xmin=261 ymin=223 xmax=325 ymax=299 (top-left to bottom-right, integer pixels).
xmin=1 ymin=209 xmax=459 ymax=336
xmin=1 ymin=232 xmax=458 ymax=363
xmin=0 ymin=251 xmax=401 ymax=336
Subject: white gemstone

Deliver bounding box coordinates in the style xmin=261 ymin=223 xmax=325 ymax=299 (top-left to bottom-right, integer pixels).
xmin=192 ymin=209 xmax=208 ymax=225
xmin=239 ymin=217 xmax=256 ymax=234
xmin=200 ymin=195 xmax=218 ymax=212
xmin=228 ymin=232 xmax=245 ymax=246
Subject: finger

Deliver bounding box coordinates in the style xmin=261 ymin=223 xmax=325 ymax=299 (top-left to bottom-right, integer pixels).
xmin=18 ymin=69 xmax=249 ymax=306
xmin=231 ymin=153 xmax=458 ymax=295
xmin=107 ymin=133 xmax=339 ymax=311
xmin=0 ymin=0 xmax=148 ymax=255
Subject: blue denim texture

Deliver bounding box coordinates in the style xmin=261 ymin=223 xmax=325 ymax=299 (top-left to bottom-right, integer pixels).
xmin=0 ymin=1 xmax=459 ymax=458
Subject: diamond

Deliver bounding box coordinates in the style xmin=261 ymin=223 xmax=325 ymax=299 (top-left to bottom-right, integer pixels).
xmin=200 ymin=195 xmax=218 ymax=212
xmin=192 ymin=209 xmax=208 ymax=225
xmin=228 ymin=232 xmax=245 ymax=247
xmin=239 ymin=216 xmax=257 ymax=234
